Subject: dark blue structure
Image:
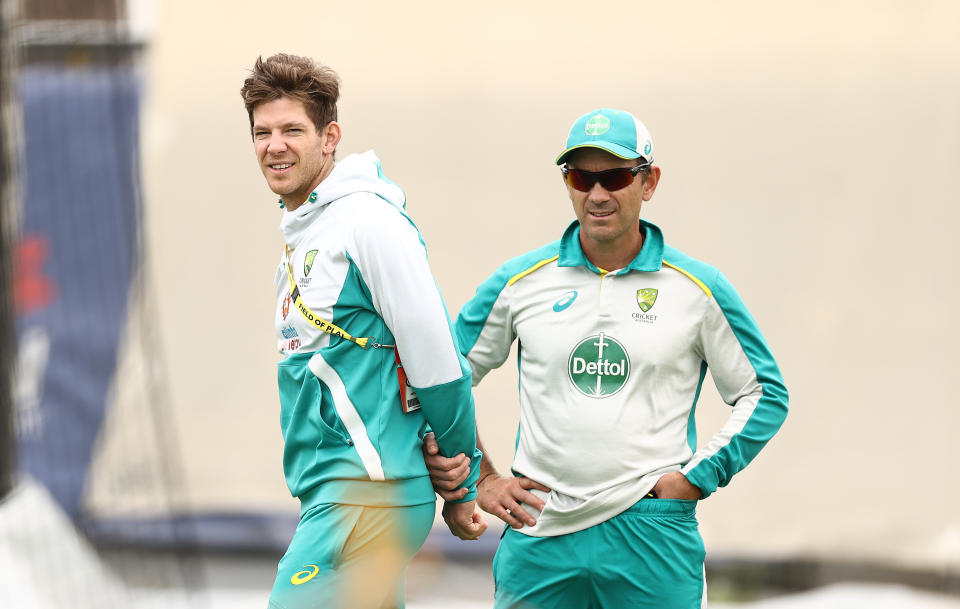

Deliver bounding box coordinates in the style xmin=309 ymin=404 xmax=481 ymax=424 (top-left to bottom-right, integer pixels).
xmin=15 ymin=63 xmax=141 ymax=519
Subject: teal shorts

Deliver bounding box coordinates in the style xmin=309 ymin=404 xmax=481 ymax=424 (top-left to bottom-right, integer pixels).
xmin=268 ymin=501 xmax=435 ymax=609
xmin=493 ymin=498 xmax=706 ymax=609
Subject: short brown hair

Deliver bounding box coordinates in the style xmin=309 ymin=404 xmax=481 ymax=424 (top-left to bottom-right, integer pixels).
xmin=240 ymin=53 xmax=340 ymax=135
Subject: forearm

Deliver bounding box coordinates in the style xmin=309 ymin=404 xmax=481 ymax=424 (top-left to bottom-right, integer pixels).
xmin=475 ymin=434 xmax=500 ymax=487
xmin=683 ymin=382 xmax=787 ymax=496
xmin=415 ymin=374 xmax=475 ymax=445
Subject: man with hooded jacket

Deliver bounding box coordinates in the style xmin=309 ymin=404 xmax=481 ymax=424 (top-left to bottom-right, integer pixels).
xmin=241 ymin=53 xmax=485 ymax=609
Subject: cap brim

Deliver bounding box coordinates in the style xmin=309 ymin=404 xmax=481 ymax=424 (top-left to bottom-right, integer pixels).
xmin=555 ymin=142 xmax=649 ymax=165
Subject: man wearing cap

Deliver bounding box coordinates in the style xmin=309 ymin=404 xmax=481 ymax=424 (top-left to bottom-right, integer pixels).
xmin=424 ymin=108 xmax=788 ymax=608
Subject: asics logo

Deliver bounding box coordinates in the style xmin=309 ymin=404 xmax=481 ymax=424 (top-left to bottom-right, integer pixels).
xmin=291 ymin=564 xmax=320 ymax=585
xmin=553 ymin=291 xmax=578 ymax=312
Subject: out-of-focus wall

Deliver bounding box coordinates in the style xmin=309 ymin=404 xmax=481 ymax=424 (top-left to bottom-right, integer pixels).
xmin=133 ymin=0 xmax=960 ymax=571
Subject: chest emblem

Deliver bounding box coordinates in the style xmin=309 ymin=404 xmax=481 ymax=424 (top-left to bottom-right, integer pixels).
xmin=304 ymin=250 xmax=318 ymax=277
xmin=568 ymin=332 xmax=630 ymax=398
xmin=637 ymin=288 xmax=658 ymax=312
xmin=553 ymin=290 xmax=578 ymax=312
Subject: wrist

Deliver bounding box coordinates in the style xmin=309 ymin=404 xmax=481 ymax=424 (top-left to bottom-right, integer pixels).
xmin=477 ymin=470 xmax=498 ymax=490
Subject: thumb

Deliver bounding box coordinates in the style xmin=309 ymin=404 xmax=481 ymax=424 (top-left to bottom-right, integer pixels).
xmin=471 ymin=513 xmax=488 ymax=534
xmin=424 ymin=432 xmax=438 ymax=455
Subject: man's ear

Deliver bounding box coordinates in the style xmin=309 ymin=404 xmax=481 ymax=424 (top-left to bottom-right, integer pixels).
xmin=321 ymin=121 xmax=342 ymax=153
xmin=642 ymin=166 xmax=662 ymax=201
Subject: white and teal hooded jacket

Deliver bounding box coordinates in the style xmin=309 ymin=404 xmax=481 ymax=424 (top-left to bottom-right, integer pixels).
xmin=274 ymin=150 xmax=480 ymax=514
xmin=457 ymin=219 xmax=788 ymax=536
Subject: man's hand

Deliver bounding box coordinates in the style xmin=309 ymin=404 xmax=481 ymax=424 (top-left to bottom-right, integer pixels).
xmin=441 ymin=499 xmax=488 ymax=540
xmin=422 ymin=432 xmax=469 ymax=501
xmin=478 ymin=473 xmax=551 ymax=529
xmin=652 ymin=472 xmax=702 ymax=500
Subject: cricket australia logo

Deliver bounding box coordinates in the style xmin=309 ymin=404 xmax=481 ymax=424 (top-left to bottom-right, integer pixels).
xmin=637 ymin=288 xmax=658 ymax=312
xmin=304 ymin=250 xmax=318 ymax=277
xmin=567 ymin=333 xmax=630 ymax=398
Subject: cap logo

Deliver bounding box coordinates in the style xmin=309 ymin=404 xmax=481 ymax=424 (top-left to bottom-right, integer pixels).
xmin=584 ymin=114 xmax=610 ymax=136
xmin=644 ymin=141 xmax=652 ymax=155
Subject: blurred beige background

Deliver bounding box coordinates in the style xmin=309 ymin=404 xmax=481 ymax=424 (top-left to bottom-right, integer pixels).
xmin=107 ymin=0 xmax=960 ymax=572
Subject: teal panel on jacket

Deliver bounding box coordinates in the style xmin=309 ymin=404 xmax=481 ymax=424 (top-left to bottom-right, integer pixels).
xmin=687 ymin=361 xmax=708 ymax=454
xmin=330 ymin=259 xmax=435 ymax=483
xmin=277 ymin=352 xmax=365 ymax=496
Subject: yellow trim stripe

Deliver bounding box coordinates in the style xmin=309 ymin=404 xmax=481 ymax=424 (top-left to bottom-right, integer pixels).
xmin=508 ymin=255 xmax=559 ymax=286
xmin=662 ymin=260 xmax=712 ymax=298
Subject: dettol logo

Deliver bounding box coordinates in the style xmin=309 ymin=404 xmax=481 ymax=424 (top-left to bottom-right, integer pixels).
xmin=567 ymin=332 xmax=630 ymax=398
xmin=584 ymin=114 xmax=611 ymax=136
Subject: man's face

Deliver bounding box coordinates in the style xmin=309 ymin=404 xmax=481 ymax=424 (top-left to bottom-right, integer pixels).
xmin=565 ymin=148 xmax=659 ymax=253
xmin=251 ymin=96 xmax=334 ymax=208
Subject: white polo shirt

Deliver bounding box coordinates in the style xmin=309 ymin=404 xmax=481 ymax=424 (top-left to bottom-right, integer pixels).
xmin=456 ymin=219 xmax=788 ymax=536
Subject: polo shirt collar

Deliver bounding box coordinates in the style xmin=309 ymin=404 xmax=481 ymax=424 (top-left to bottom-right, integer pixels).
xmin=557 ymin=219 xmax=665 ymax=273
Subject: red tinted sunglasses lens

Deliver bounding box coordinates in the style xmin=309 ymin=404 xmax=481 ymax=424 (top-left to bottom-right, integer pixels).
xmin=565 ymin=168 xmax=636 ymax=192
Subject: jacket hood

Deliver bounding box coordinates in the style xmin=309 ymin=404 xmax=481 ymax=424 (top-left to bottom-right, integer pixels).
xmin=280 ymin=150 xmax=405 ymax=246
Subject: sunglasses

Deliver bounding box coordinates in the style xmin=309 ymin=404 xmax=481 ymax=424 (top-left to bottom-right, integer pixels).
xmin=561 ymin=162 xmax=651 ymax=192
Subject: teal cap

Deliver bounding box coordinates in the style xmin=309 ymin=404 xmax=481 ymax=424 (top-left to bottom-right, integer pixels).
xmin=555 ymin=108 xmax=654 ymax=165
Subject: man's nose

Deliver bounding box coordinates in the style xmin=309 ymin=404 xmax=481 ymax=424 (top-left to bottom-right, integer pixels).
xmin=267 ymin=133 xmax=287 ymax=154
xmin=588 ymin=181 xmax=611 ymax=202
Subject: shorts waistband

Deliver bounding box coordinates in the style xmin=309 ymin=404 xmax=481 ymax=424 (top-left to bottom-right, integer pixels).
xmin=298 ymin=477 xmax=435 ymax=516
xmin=621 ymin=497 xmax=698 ymax=517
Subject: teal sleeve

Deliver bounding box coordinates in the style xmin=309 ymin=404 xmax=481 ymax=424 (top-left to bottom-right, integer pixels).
xmin=685 ymin=272 xmax=789 ymax=498
xmin=456 ymin=264 xmax=514 ymax=356
xmin=412 ymin=362 xmax=482 ymax=503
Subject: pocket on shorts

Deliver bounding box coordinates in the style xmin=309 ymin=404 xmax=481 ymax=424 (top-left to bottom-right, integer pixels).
xmin=618 ymin=500 xmax=706 ymax=579
xmin=270 ymin=505 xmax=365 ymax=608
xmin=283 ymin=504 xmax=364 ymax=573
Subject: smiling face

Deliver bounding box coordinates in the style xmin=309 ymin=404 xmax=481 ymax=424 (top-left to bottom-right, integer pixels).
xmin=565 ymin=147 xmax=660 ymax=269
xmin=251 ymin=96 xmax=340 ymax=210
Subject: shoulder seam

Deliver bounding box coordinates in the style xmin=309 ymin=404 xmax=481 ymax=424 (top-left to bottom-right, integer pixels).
xmin=507 ymin=255 xmax=559 ymax=286
xmin=662 ymin=260 xmax=713 ymax=298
